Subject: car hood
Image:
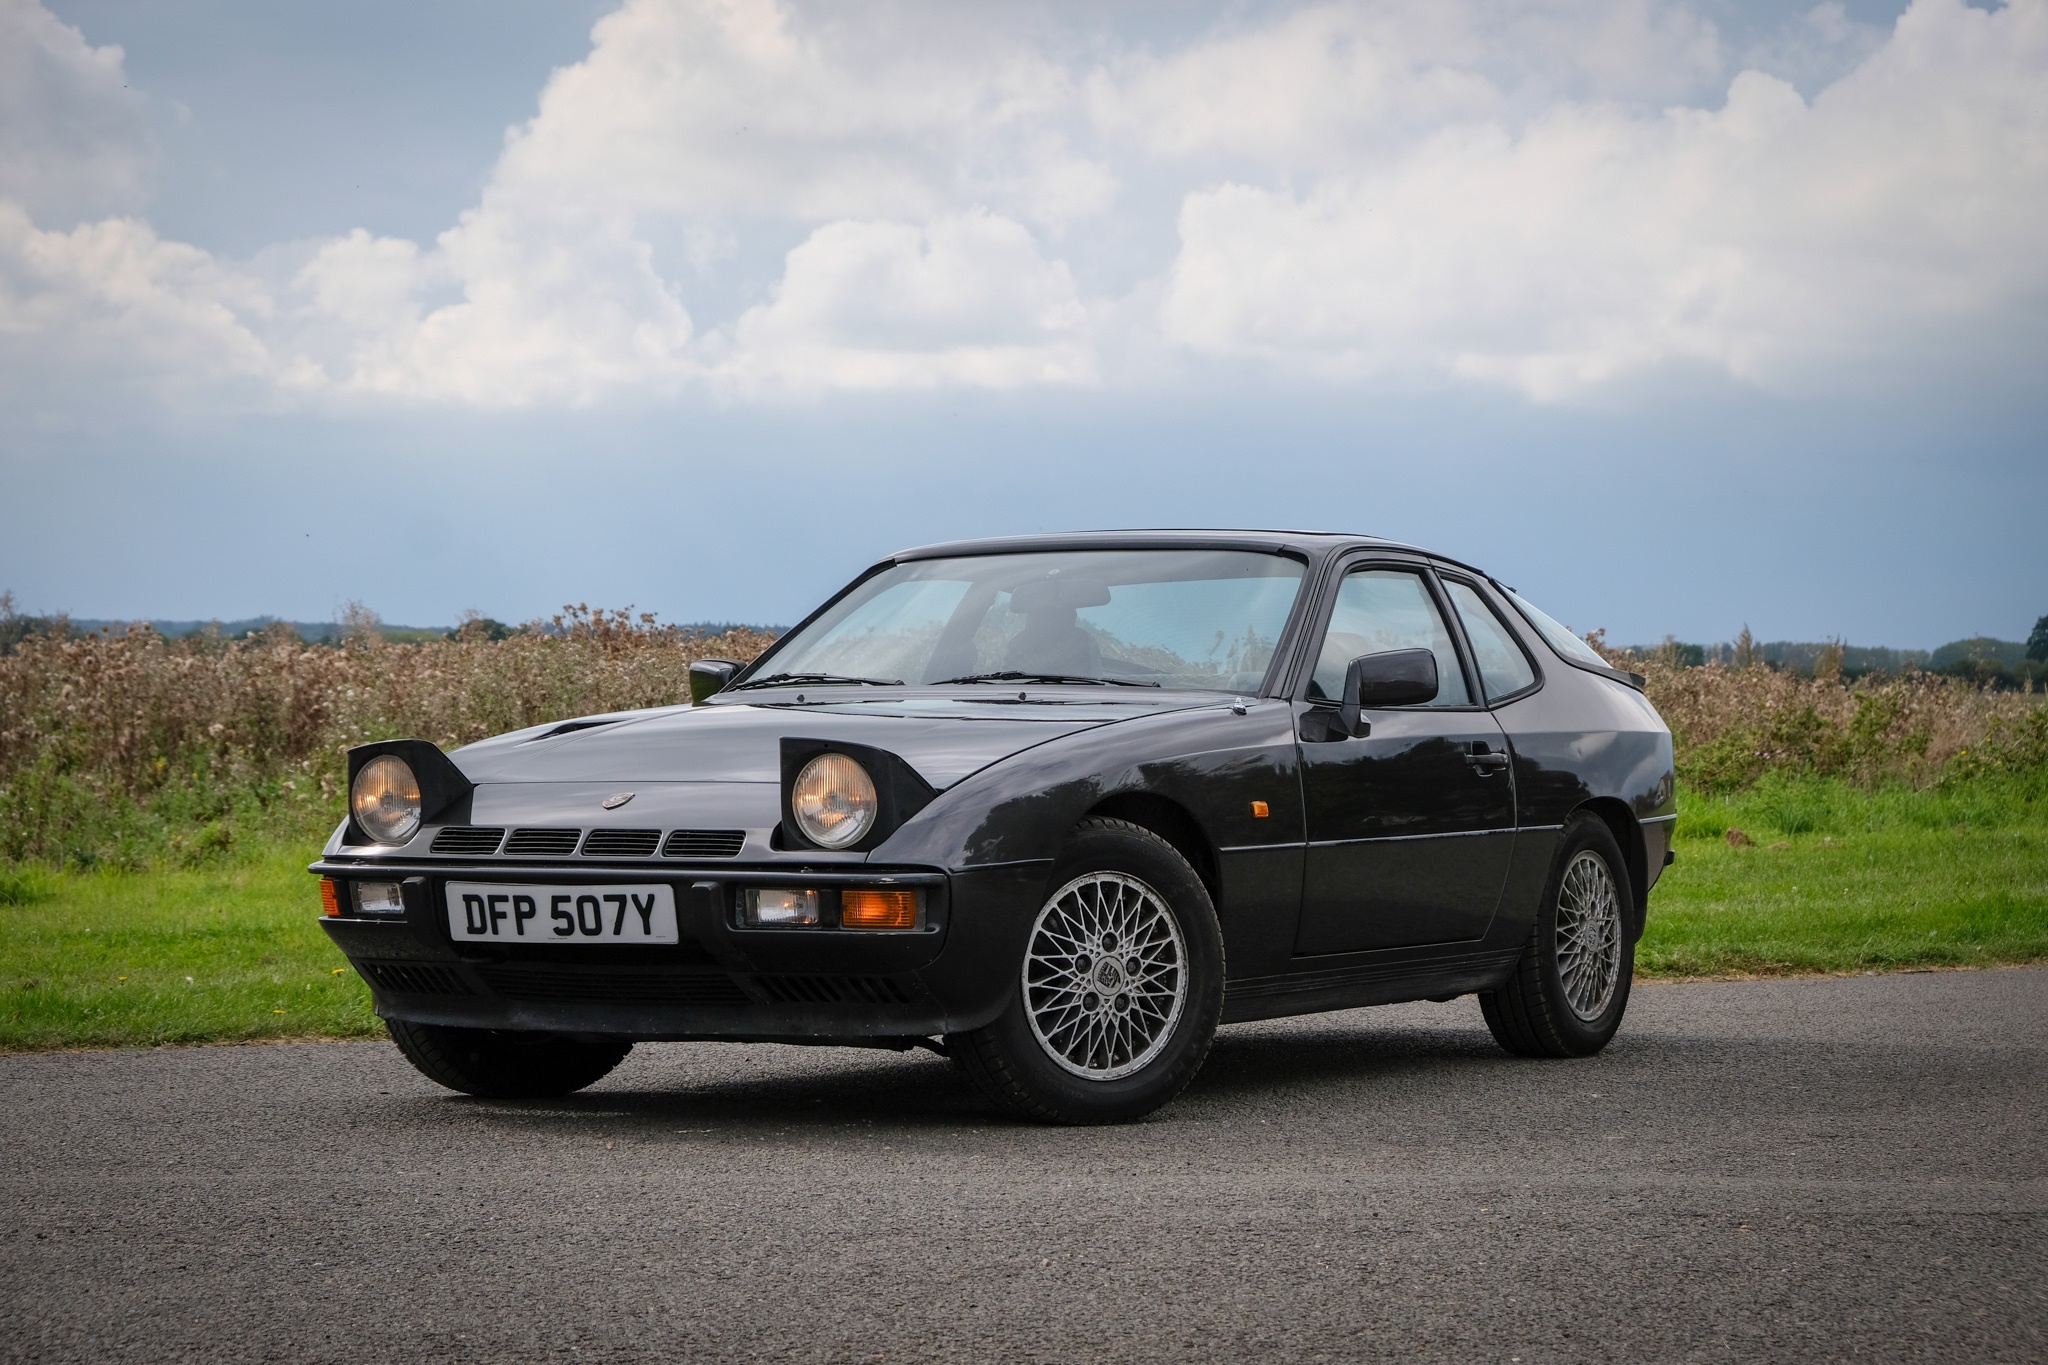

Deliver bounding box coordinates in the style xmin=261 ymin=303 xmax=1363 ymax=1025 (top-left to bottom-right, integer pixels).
xmin=451 ymin=694 xmax=1219 ymax=791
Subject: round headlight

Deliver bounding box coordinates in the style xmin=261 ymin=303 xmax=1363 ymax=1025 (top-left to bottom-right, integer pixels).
xmin=791 ymin=752 xmax=878 ymax=849
xmin=351 ymin=755 xmax=422 ymax=845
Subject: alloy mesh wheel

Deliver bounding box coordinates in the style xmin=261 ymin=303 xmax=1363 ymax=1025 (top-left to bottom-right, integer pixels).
xmin=1556 ymin=849 xmax=1623 ymax=1021
xmin=1022 ymin=871 xmax=1188 ymax=1081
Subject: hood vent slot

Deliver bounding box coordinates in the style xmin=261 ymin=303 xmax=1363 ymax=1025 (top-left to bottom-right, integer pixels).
xmin=581 ymin=828 xmax=661 ymax=858
xmin=504 ymin=828 xmax=583 ymax=857
xmin=526 ymin=719 xmax=623 ymax=743
xmin=662 ymin=829 xmax=747 ymax=859
xmin=431 ymin=826 xmax=504 ymax=855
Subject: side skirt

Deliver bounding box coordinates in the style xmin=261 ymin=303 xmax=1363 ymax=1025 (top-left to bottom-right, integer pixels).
xmin=1221 ymin=947 xmax=1522 ymax=1025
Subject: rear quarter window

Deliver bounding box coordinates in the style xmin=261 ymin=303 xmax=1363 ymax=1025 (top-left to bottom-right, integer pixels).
xmin=1444 ymin=580 xmax=1537 ymax=701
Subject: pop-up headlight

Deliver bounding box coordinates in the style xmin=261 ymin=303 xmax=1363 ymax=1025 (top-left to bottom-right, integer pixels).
xmin=791 ymin=753 xmax=878 ymax=849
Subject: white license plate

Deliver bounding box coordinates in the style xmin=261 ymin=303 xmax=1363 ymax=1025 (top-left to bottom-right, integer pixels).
xmin=444 ymin=882 xmax=679 ymax=944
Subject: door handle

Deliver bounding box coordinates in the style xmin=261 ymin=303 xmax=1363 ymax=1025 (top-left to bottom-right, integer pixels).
xmin=1465 ymin=750 xmax=1509 ymax=775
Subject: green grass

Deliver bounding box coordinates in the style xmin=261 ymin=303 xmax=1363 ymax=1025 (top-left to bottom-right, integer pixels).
xmin=1641 ymin=776 xmax=2048 ymax=977
xmin=0 ymin=846 xmax=378 ymax=1051
xmin=1 ymin=775 xmax=2043 ymax=1050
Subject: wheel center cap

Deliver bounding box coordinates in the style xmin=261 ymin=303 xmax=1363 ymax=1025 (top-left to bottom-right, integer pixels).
xmin=1093 ymin=958 xmax=1124 ymax=991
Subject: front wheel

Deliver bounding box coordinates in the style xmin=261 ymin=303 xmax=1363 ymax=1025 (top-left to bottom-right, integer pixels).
xmin=949 ymin=818 xmax=1225 ymax=1124
xmin=387 ymin=1019 xmax=632 ymax=1097
xmin=1480 ymin=813 xmax=1635 ymax=1058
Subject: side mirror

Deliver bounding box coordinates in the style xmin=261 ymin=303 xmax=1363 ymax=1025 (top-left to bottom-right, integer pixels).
xmin=1340 ymin=648 xmax=1438 ymax=735
xmin=689 ymin=658 xmax=741 ymax=704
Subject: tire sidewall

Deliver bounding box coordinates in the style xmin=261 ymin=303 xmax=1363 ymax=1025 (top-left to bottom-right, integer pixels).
xmin=982 ymin=821 xmax=1225 ymax=1121
xmin=1536 ymin=817 xmax=1636 ymax=1053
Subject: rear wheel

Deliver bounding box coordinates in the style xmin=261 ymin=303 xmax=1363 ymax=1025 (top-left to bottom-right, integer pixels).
xmin=387 ymin=1019 xmax=632 ymax=1097
xmin=1480 ymin=813 xmax=1634 ymax=1058
xmin=949 ymin=818 xmax=1224 ymax=1124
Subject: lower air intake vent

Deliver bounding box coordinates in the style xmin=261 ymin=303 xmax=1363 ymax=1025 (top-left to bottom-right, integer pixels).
xmin=752 ymin=975 xmax=915 ymax=1006
xmin=431 ymin=826 xmax=504 ymax=855
xmin=662 ymin=829 xmax=747 ymax=859
xmin=359 ymin=961 xmax=474 ymax=996
xmin=476 ymin=965 xmax=750 ymax=1007
xmin=504 ymin=828 xmax=582 ymax=857
xmin=581 ymin=828 xmax=661 ymax=858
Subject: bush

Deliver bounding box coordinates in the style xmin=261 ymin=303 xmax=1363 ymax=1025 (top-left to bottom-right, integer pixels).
xmin=1601 ymin=636 xmax=2041 ymax=794
xmin=0 ymin=605 xmax=774 ymax=866
xmin=5 ymin=594 xmax=2042 ymax=869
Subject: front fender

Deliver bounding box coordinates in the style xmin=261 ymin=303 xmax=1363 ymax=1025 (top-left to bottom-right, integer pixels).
xmin=872 ymin=699 xmax=1308 ymax=982
xmin=876 ymin=699 xmax=1298 ymax=869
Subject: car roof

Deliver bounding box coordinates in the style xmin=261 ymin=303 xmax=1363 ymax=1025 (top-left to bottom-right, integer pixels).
xmin=887 ymin=529 xmax=1495 ymax=581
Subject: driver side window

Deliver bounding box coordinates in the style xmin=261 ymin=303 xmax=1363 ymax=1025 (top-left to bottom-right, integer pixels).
xmin=1308 ymin=568 xmax=1470 ymax=706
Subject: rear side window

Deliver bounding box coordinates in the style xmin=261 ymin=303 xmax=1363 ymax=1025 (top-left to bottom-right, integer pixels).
xmin=1503 ymin=587 xmax=1611 ymax=670
xmin=1444 ymin=580 xmax=1537 ymax=701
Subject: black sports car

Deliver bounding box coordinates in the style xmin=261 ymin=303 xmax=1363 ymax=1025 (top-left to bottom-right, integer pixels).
xmin=314 ymin=530 xmax=1675 ymax=1123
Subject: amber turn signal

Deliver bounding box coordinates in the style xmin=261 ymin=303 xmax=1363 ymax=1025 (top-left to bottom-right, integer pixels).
xmin=840 ymin=889 xmax=920 ymax=930
xmin=1250 ymin=800 xmax=1270 ymax=818
xmin=319 ymin=877 xmax=341 ymax=917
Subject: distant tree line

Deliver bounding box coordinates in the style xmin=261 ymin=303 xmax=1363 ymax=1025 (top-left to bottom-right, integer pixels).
xmin=1622 ymin=615 xmax=2048 ymax=690
xmin=0 ymin=595 xmax=786 ymax=656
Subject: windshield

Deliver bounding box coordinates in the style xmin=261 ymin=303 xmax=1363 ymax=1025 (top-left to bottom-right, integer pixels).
xmin=750 ymin=549 xmax=1306 ymax=692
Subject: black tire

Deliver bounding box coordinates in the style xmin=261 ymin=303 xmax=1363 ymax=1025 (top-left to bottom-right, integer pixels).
xmin=948 ymin=818 xmax=1225 ymax=1125
xmin=1481 ymin=813 xmax=1635 ymax=1058
xmin=387 ymin=1019 xmax=632 ymax=1098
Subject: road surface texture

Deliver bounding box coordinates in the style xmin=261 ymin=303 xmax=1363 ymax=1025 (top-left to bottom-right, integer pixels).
xmin=3 ymin=968 xmax=2043 ymax=1363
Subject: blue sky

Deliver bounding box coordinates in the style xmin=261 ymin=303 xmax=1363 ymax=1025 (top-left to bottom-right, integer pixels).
xmin=2 ymin=0 xmax=2043 ymax=647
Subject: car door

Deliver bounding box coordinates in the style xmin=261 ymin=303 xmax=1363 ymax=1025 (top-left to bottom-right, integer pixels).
xmin=1292 ymin=561 xmax=1515 ymax=955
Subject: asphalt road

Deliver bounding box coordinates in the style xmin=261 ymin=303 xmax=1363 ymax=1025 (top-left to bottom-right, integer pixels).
xmin=3 ymin=969 xmax=2043 ymax=1364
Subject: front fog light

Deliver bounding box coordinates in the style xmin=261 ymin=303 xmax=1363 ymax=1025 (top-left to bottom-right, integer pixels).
xmin=353 ymin=881 xmax=406 ymax=916
xmin=743 ymin=887 xmax=821 ymax=927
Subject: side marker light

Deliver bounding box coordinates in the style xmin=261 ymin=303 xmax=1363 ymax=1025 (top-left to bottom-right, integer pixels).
xmin=1250 ymin=801 xmax=1270 ymax=818
xmin=319 ymin=878 xmax=341 ymax=917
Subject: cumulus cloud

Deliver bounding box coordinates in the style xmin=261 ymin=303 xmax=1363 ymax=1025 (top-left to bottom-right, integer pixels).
xmin=0 ymin=202 xmax=272 ymax=405
xmin=1158 ymin=0 xmax=2048 ymax=396
xmin=491 ymin=0 xmax=1112 ymax=229
xmin=1088 ymin=0 xmax=1723 ymax=170
xmin=0 ymin=0 xmax=2044 ymax=409
xmin=284 ymin=206 xmax=698 ymax=406
xmin=0 ymin=0 xmax=151 ymax=223
xmin=719 ymin=210 xmax=1091 ymax=392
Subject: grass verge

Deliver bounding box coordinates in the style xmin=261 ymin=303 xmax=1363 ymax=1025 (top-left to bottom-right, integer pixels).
xmin=0 ymin=847 xmax=378 ymax=1051
xmin=1639 ymin=776 xmax=2048 ymax=977
xmin=1 ymin=777 xmax=2042 ymax=1049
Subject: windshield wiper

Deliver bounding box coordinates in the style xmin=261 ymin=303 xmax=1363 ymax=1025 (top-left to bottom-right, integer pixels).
xmin=727 ymin=671 xmax=904 ymax=692
xmin=932 ymin=671 xmax=1161 ymax=688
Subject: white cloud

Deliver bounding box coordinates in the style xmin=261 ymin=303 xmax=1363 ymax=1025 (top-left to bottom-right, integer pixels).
xmin=1738 ymin=3 xmax=1891 ymax=96
xmin=0 ymin=0 xmax=2044 ymax=411
xmin=0 ymin=202 xmax=273 ymax=403
xmin=0 ymin=0 xmax=151 ymax=223
xmin=718 ymin=210 xmax=1092 ymax=392
xmin=490 ymin=0 xmax=1112 ymax=229
xmin=1158 ymin=0 xmax=2048 ymax=398
xmin=284 ymin=205 xmax=699 ymax=407
xmin=1089 ymin=0 xmax=1723 ymax=170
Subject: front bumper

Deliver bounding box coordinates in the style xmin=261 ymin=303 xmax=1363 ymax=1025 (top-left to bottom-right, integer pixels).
xmin=312 ymin=858 xmax=1048 ymax=1041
